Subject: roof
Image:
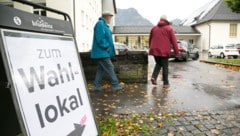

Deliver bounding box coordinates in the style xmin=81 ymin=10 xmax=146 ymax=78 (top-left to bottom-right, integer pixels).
xmin=182 ymin=0 xmax=240 ymax=26
xmin=113 ymin=26 xmax=152 ymax=34
xmin=113 ymin=26 xmax=200 ymax=35
xmin=173 ymin=26 xmax=200 ymax=34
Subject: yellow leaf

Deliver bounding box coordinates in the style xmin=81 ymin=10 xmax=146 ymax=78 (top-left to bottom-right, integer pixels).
xmin=115 ymin=122 xmax=120 ymax=127
xmin=102 ymin=131 xmax=109 ymax=136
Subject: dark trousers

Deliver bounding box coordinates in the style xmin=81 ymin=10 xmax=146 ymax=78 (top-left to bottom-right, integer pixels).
xmin=151 ymin=56 xmax=169 ymax=85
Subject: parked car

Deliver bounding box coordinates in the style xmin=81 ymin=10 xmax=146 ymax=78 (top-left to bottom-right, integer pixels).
xmin=208 ymin=44 xmax=239 ymax=59
xmin=114 ymin=42 xmax=128 ymax=53
xmin=234 ymin=43 xmax=240 ymax=54
xmin=170 ymin=40 xmax=199 ymax=61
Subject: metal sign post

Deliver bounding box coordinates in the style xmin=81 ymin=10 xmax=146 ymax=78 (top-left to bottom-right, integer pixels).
xmin=0 ymin=1 xmax=98 ymax=136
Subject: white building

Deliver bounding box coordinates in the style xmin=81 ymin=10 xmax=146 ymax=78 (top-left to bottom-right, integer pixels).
xmin=0 ymin=0 xmax=117 ymax=52
xmin=182 ymin=0 xmax=240 ymax=51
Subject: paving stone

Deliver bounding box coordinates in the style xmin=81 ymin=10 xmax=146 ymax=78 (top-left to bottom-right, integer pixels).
xmin=181 ymin=132 xmax=193 ymax=136
xmin=173 ymin=120 xmax=182 ymax=126
xmin=185 ymin=125 xmax=196 ymax=131
xmin=168 ymin=126 xmax=177 ymax=132
xmin=191 ymin=129 xmax=203 ymax=135
xmin=180 ymin=120 xmax=191 ymax=125
xmin=191 ymin=120 xmax=201 ymax=125
xmin=185 ymin=117 xmax=195 ymax=121
xmin=174 ymin=134 xmax=183 ymax=136
xmin=221 ymin=129 xmax=233 ymax=135
xmin=204 ymin=124 xmax=216 ymax=130
xmin=155 ymin=128 xmax=168 ymax=135
xmin=231 ymin=127 xmax=240 ymax=135
xmin=196 ymin=125 xmax=208 ymax=132
xmin=205 ymin=130 xmax=213 ymax=136
xmin=215 ymin=124 xmax=226 ymax=130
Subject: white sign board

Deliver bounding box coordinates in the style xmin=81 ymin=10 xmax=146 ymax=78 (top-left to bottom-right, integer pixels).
xmin=0 ymin=29 xmax=98 ymax=136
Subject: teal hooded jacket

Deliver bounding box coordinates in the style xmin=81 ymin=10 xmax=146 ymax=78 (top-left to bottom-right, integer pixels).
xmin=91 ymin=17 xmax=115 ymax=59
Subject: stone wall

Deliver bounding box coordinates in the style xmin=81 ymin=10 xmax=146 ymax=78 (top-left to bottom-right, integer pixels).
xmin=80 ymin=51 xmax=148 ymax=83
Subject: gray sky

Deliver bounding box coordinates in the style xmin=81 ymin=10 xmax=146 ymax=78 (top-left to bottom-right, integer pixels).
xmin=115 ymin=0 xmax=214 ymax=24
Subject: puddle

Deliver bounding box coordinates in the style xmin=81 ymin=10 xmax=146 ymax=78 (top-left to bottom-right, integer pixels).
xmin=193 ymin=83 xmax=232 ymax=99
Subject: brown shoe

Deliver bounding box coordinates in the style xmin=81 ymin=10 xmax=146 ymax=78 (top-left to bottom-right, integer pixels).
xmin=151 ymin=78 xmax=157 ymax=85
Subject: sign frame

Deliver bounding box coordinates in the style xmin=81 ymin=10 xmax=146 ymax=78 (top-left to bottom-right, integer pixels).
xmin=0 ymin=1 xmax=99 ymax=136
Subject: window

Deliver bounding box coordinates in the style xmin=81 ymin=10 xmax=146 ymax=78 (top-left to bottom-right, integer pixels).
xmin=229 ymin=24 xmax=237 ymax=37
xmin=33 ymin=3 xmax=46 ymax=16
xmin=33 ymin=9 xmax=46 ymax=16
xmin=189 ymin=39 xmax=194 ymax=44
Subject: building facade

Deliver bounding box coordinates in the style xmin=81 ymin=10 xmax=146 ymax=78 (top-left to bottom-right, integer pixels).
xmin=182 ymin=0 xmax=240 ymax=51
xmin=0 ymin=0 xmax=116 ymax=52
xmin=113 ymin=26 xmax=201 ymax=50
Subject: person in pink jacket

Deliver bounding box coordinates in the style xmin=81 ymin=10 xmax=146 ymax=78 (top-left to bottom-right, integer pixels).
xmin=149 ymin=15 xmax=179 ymax=89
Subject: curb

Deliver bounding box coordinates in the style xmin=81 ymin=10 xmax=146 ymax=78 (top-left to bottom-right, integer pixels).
xmin=200 ymin=60 xmax=240 ymax=72
xmin=200 ymin=60 xmax=240 ymax=67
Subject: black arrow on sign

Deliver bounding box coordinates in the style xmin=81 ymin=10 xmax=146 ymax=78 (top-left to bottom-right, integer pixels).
xmin=67 ymin=123 xmax=86 ymax=136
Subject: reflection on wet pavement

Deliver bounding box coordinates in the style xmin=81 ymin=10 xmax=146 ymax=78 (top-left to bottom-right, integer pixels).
xmin=90 ymin=53 xmax=240 ymax=115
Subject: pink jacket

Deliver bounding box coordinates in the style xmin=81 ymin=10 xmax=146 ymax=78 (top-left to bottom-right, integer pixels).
xmin=149 ymin=19 xmax=179 ymax=57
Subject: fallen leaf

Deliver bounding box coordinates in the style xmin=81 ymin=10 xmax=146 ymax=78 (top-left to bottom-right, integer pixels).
xmin=158 ymin=123 xmax=164 ymax=128
xmin=139 ymin=119 xmax=144 ymax=124
xmin=179 ymin=111 xmax=185 ymax=117
xmin=144 ymin=95 xmax=150 ymax=98
xmin=168 ymin=131 xmax=174 ymax=136
xmin=102 ymin=131 xmax=109 ymax=136
xmin=211 ymin=129 xmax=220 ymax=134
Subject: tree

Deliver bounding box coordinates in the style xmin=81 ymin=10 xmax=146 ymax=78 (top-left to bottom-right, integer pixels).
xmin=225 ymin=0 xmax=240 ymax=13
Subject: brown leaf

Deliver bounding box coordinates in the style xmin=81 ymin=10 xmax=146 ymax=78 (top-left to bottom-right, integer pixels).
xmin=168 ymin=131 xmax=174 ymax=136
xmin=179 ymin=111 xmax=185 ymax=117
xmin=158 ymin=123 xmax=164 ymax=128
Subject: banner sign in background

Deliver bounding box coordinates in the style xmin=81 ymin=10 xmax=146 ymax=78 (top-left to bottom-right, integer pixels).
xmin=0 ymin=29 xmax=98 ymax=136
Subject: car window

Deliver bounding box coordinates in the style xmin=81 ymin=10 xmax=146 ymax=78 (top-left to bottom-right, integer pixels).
xmin=218 ymin=45 xmax=223 ymax=49
xmin=225 ymin=44 xmax=235 ymax=49
xmin=211 ymin=46 xmax=217 ymax=49
xmin=235 ymin=44 xmax=240 ymax=48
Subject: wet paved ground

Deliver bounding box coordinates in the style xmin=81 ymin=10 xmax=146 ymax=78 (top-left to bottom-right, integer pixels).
xmin=149 ymin=110 xmax=240 ymax=135
xmin=90 ymin=53 xmax=240 ymax=135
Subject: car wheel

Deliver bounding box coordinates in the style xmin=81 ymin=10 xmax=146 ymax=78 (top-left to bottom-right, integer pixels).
xmin=208 ymin=52 xmax=212 ymax=57
xmin=233 ymin=56 xmax=238 ymax=59
xmin=192 ymin=52 xmax=199 ymax=60
xmin=220 ymin=53 xmax=225 ymax=58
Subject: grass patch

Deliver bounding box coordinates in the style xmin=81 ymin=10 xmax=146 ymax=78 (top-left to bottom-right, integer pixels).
xmin=97 ymin=114 xmax=157 ymax=136
xmin=96 ymin=112 xmax=183 ymax=136
xmin=211 ymin=59 xmax=240 ymax=65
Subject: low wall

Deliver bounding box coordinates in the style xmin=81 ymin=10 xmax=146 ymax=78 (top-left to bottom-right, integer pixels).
xmin=80 ymin=51 xmax=148 ymax=83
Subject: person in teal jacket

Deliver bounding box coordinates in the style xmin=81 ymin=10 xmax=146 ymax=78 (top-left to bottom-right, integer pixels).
xmin=91 ymin=11 xmax=125 ymax=92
